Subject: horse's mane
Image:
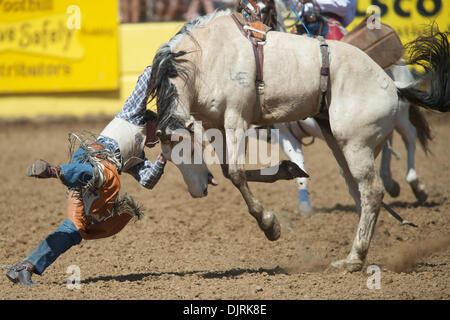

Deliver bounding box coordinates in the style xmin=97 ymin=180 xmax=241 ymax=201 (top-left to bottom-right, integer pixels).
xmin=148 ymin=9 xmax=232 ymax=131
xmin=169 ymin=9 xmax=232 ymax=51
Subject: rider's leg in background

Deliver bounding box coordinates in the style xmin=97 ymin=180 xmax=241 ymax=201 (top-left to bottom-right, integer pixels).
xmin=272 ymin=123 xmax=314 ymax=216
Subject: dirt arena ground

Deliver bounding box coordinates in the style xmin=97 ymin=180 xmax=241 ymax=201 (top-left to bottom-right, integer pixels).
xmin=0 ymin=113 xmax=448 ymax=300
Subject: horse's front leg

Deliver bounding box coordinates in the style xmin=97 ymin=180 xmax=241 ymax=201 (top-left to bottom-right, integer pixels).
xmin=221 ymin=162 xmax=281 ymax=241
xmin=221 ymin=128 xmax=281 ymax=241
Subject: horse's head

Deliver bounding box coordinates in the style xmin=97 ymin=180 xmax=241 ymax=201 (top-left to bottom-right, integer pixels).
xmin=156 ymin=122 xmax=218 ymax=198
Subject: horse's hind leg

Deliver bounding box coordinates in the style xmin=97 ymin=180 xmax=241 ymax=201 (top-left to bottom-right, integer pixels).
xmin=380 ymin=133 xmax=401 ymax=198
xmin=315 ymin=119 xmax=361 ymax=216
xmin=317 ymin=119 xmax=383 ymax=272
xmin=330 ymin=143 xmax=384 ymax=271
xmin=338 ymin=145 xmax=383 ymax=271
xmin=396 ymin=114 xmax=428 ymax=203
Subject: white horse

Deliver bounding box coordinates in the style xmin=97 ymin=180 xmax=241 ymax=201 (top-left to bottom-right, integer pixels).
xmin=149 ymin=10 xmax=450 ymax=271
xmin=260 ymin=3 xmax=433 ymax=214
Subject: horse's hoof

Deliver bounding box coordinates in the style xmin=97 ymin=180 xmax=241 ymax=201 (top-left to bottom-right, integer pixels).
xmin=263 ymin=221 xmax=281 ymax=241
xmin=259 ymin=212 xmax=281 ymax=241
xmin=410 ymin=181 xmax=428 ymax=204
xmin=298 ymin=189 xmax=314 ymax=216
xmin=330 ymin=258 xmax=363 ymax=272
xmin=386 ymin=180 xmax=400 ymax=198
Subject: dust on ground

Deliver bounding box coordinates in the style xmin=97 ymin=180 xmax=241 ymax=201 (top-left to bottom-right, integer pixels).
xmin=0 ymin=113 xmax=448 ymax=300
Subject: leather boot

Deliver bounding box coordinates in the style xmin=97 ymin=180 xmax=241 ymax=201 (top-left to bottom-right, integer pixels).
xmin=26 ymin=160 xmax=61 ymax=179
xmin=3 ymin=261 xmax=38 ymax=287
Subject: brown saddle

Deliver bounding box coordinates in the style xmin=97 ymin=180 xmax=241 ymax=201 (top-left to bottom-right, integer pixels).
xmin=341 ymin=16 xmax=405 ymax=69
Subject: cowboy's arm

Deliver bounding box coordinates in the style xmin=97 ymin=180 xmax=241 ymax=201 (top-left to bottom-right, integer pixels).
xmin=116 ymin=66 xmax=153 ymax=125
xmin=125 ymin=152 xmax=166 ymax=189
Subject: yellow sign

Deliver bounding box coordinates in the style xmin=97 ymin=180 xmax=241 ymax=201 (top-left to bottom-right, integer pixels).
xmin=0 ymin=0 xmax=119 ymax=93
xmin=348 ymin=0 xmax=450 ymax=44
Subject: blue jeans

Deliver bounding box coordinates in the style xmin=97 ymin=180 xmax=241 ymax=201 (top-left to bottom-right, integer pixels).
xmin=25 ymin=146 xmax=109 ymax=274
xmin=24 ymin=148 xmax=92 ymax=274
xmin=60 ymin=147 xmax=94 ymax=189
xmin=25 ymin=219 xmax=82 ymax=275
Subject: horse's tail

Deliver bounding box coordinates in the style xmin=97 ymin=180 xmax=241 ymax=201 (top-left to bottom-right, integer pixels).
xmin=397 ymin=25 xmax=450 ymax=113
xmin=409 ymin=104 xmax=432 ymax=154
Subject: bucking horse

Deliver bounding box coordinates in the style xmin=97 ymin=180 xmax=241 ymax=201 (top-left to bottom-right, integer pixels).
xmin=148 ymin=9 xmax=450 ymax=271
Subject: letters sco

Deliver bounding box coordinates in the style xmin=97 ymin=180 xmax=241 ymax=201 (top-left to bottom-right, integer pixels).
xmin=356 ymin=0 xmax=442 ymax=17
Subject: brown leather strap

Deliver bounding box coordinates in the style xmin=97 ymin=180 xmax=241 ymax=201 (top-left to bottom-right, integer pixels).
xmin=287 ymin=121 xmax=316 ymax=147
xmin=318 ymin=20 xmax=324 ymax=36
xmin=318 ymin=36 xmax=330 ymax=113
xmin=231 ymin=14 xmax=266 ymax=111
xmin=251 ymin=41 xmax=264 ymax=83
xmin=12 ymin=261 xmax=35 ymax=273
xmin=231 ymin=14 xmax=264 ymax=82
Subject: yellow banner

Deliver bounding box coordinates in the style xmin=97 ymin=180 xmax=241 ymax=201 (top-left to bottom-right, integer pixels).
xmin=348 ymin=0 xmax=450 ymax=44
xmin=0 ymin=0 xmax=119 ymax=93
